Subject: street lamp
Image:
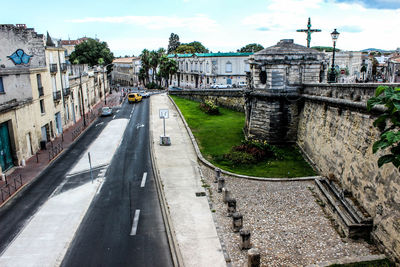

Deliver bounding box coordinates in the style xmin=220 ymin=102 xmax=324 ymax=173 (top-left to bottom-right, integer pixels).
xmin=328 ymin=29 xmax=340 ymax=83
xmin=102 ymin=63 xmax=113 ymax=105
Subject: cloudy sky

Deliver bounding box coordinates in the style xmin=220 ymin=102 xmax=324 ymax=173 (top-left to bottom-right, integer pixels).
xmin=3 ymin=0 xmax=400 ymax=56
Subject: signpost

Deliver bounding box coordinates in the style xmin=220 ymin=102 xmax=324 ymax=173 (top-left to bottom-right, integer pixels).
xmin=159 ymin=109 xmax=171 ymax=146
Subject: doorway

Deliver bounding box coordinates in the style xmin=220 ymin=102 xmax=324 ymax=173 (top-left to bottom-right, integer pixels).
xmin=0 ymin=122 xmax=14 ymax=171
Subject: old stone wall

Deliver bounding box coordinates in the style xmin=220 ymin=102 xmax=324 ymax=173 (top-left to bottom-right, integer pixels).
xmin=169 ymin=89 xmax=245 ymax=112
xmin=297 ymin=83 xmax=400 ymax=262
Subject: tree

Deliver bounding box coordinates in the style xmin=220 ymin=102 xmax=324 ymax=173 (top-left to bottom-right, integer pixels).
xmin=140 ymin=49 xmax=151 ymax=84
xmin=311 ymin=46 xmax=341 ymax=52
xmin=239 ymin=43 xmax=264 ymax=53
xmin=159 ymin=56 xmax=178 ymax=87
xmin=186 ymin=41 xmax=209 ymax=53
xmin=167 ymin=33 xmax=180 ymax=54
xmin=149 ymin=50 xmax=160 ymax=83
xmin=69 ymin=38 xmax=114 ymax=67
xmin=367 ymin=86 xmax=400 ymax=169
xmin=175 ymin=44 xmax=196 ymax=54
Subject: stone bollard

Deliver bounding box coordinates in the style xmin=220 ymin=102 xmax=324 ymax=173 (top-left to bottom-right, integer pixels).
xmin=247 ymin=248 xmax=260 ymax=267
xmin=227 ymin=198 xmax=236 ymax=216
xmin=240 ymin=229 xmax=251 ymax=250
xmin=232 ymin=212 xmax=243 ymax=232
xmin=222 ymin=188 xmax=230 ymax=203
xmin=217 ymin=177 xmax=225 ymax=193
xmin=214 ymin=168 xmax=221 ymax=183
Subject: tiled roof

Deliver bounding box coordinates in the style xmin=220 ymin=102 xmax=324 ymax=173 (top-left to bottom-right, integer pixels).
xmin=60 ymin=38 xmax=88 ymax=46
xmin=167 ymin=52 xmax=253 ymax=58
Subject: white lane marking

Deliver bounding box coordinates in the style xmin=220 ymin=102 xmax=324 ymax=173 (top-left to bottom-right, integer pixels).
xmin=129 ymin=114 xmax=132 ymax=119
xmin=113 ymin=115 xmax=116 ymax=119
xmin=130 ymin=209 xmax=141 ymax=236
xmin=116 ymin=110 xmax=120 ymax=113
xmin=95 ymin=122 xmax=104 ymax=127
xmin=140 ymin=172 xmax=147 ymax=188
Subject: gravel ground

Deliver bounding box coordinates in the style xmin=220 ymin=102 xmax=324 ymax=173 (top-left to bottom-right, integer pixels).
xmin=201 ymin=166 xmax=378 ymax=267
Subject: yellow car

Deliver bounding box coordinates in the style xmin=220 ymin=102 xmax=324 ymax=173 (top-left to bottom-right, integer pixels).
xmin=128 ymin=93 xmax=142 ymax=103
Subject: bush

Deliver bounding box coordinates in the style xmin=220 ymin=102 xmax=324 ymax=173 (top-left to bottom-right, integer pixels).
xmin=199 ymin=100 xmax=220 ymax=115
xmin=224 ymin=151 xmax=257 ymax=165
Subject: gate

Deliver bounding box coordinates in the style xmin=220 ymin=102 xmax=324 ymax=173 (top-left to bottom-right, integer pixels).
xmin=0 ymin=122 xmax=14 ymax=171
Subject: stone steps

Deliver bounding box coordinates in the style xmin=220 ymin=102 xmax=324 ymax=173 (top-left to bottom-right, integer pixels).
xmin=315 ymin=178 xmax=373 ymax=239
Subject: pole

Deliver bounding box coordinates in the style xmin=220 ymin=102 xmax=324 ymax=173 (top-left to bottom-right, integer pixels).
xmin=88 ymin=152 xmax=93 ymax=183
xmin=103 ymin=67 xmax=107 ymax=105
xmin=79 ymin=67 xmax=86 ymax=127
xmin=163 ymin=117 xmax=166 ymax=136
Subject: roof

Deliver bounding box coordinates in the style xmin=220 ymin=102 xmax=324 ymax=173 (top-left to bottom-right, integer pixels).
xmin=255 ymin=39 xmax=321 ymax=56
xmin=167 ymin=52 xmax=253 ymax=58
xmin=60 ymin=38 xmax=88 ymax=46
xmin=113 ymin=57 xmax=136 ymax=63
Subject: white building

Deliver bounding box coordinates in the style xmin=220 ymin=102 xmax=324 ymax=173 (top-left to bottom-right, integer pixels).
xmin=324 ymin=51 xmax=363 ymax=83
xmin=168 ymin=52 xmax=253 ymax=88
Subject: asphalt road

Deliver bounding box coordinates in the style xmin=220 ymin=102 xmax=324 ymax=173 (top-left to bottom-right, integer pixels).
xmin=0 ymin=97 xmax=172 ymax=266
xmin=61 ymin=98 xmax=173 ymax=267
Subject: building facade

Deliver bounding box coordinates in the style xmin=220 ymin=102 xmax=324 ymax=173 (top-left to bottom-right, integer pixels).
xmin=111 ymin=57 xmax=135 ymax=86
xmin=168 ymin=52 xmax=253 ymax=88
xmin=324 ymin=51 xmax=363 ymax=82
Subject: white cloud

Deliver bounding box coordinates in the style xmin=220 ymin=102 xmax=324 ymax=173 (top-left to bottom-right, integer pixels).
xmin=67 ymin=14 xmax=219 ymax=32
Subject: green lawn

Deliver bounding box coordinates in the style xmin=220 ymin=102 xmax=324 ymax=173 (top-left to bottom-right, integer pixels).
xmin=170 ymin=95 xmax=316 ymax=178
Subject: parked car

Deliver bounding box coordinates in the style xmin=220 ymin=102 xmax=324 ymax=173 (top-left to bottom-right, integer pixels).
xmin=168 ymin=86 xmax=183 ymax=91
xmin=211 ymin=84 xmax=232 ymax=89
xmin=101 ymin=107 xmax=113 ymax=116
xmin=128 ymin=93 xmax=142 ymax=103
xmin=238 ymin=81 xmax=247 ymax=88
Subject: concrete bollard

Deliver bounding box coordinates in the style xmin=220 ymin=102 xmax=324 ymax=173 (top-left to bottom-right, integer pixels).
xmin=240 ymin=229 xmax=251 ymax=250
xmin=247 ymin=248 xmax=260 ymax=267
xmin=217 ymin=177 xmax=225 ymax=193
xmin=232 ymin=212 xmax=243 ymax=232
xmin=227 ymin=198 xmax=236 ymax=216
xmin=214 ymin=168 xmax=221 ymax=183
xmin=222 ymin=187 xmax=230 ymax=203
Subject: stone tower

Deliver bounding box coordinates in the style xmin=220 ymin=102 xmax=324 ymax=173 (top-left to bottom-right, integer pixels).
xmin=244 ymin=39 xmax=327 ymax=143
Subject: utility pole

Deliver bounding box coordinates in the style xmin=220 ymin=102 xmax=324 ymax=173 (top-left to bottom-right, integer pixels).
xmin=79 ymin=66 xmax=86 ymax=127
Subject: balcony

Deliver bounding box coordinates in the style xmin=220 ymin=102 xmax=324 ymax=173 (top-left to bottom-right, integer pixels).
xmin=63 ymin=87 xmax=71 ymax=96
xmin=53 ymin=91 xmax=61 ymax=101
xmin=60 ymin=63 xmax=67 ymax=72
xmin=50 ymin=64 xmax=58 ymax=73
xmin=38 ymin=86 xmax=44 ymax=97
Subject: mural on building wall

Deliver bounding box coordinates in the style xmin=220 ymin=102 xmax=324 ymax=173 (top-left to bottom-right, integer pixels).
xmin=8 ymin=49 xmax=32 ymax=65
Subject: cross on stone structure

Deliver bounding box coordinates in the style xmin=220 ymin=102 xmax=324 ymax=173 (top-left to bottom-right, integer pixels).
xmin=296 ymin=17 xmax=321 ymax=48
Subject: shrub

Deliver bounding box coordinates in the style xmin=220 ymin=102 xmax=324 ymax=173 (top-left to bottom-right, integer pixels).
xmin=146 ymin=82 xmax=162 ymax=89
xmin=224 ymin=151 xmax=257 ymax=165
xmin=199 ymin=100 xmax=220 ymax=115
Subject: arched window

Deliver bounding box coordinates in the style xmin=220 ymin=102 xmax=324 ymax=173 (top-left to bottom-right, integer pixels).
xmin=226 ymin=62 xmax=232 ymax=73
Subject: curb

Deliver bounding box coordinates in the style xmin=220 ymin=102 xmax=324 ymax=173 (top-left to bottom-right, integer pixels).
xmin=167 ymin=94 xmax=322 ymax=182
xmin=149 ymin=96 xmax=184 ymax=267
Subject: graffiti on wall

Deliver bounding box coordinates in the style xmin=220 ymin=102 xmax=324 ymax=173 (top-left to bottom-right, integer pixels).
xmin=8 ymin=49 xmax=32 ymax=65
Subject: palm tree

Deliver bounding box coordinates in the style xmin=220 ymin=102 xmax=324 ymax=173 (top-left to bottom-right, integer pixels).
xmin=140 ymin=49 xmax=151 ymax=84
xmin=149 ymin=50 xmax=159 ymax=83
xmin=159 ymin=56 xmax=178 ymax=87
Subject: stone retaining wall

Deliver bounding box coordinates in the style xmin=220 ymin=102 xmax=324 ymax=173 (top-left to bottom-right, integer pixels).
xmin=168 ymin=89 xmax=245 ymax=112
xmin=298 ymin=83 xmax=400 ymax=263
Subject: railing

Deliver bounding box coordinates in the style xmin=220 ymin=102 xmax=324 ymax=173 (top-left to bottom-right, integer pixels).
xmin=0 ymin=174 xmax=23 ymax=202
xmin=60 ymin=63 xmax=67 ymax=72
xmin=38 ymin=86 xmax=44 ymax=96
xmin=50 ymin=63 xmax=58 ymax=73
xmin=72 ymin=126 xmax=83 ymax=141
xmin=48 ymin=142 xmax=63 ymax=162
xmin=63 ymin=87 xmax=71 ymax=96
xmin=53 ymin=91 xmax=62 ymax=101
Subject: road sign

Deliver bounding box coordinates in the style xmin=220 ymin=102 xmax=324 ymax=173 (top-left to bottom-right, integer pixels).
xmin=159 ymin=109 xmax=169 ymax=119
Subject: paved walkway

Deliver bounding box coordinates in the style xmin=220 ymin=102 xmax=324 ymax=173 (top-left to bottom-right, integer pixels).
xmin=0 ymin=91 xmax=122 ymax=207
xmin=150 ymin=93 xmax=226 ymax=267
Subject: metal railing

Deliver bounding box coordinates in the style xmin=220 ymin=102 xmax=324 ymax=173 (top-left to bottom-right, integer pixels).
xmin=60 ymin=63 xmax=67 ymax=72
xmin=0 ymin=174 xmax=23 ymax=202
xmin=53 ymin=91 xmax=61 ymax=101
xmin=72 ymin=126 xmax=83 ymax=141
xmin=50 ymin=63 xmax=58 ymax=73
xmin=63 ymin=87 xmax=71 ymax=96
xmin=48 ymin=142 xmax=63 ymax=162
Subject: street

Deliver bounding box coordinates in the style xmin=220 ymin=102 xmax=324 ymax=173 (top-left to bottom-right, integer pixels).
xmin=0 ymin=98 xmax=172 ymax=267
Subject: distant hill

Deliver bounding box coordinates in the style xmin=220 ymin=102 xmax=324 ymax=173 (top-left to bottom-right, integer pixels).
xmin=360 ymin=48 xmax=394 ymax=53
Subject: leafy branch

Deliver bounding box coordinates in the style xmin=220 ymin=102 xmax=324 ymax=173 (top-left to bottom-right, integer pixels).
xmin=367 ymin=86 xmax=400 ymax=169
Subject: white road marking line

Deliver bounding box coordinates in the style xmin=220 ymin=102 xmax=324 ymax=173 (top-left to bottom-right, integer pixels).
xmin=95 ymin=122 xmax=104 ymax=127
xmin=113 ymin=115 xmax=116 ymax=119
xmin=116 ymin=110 xmax=120 ymax=113
xmin=129 ymin=114 xmax=132 ymax=119
xmin=130 ymin=209 xmax=141 ymax=236
xmin=140 ymin=172 xmax=147 ymax=188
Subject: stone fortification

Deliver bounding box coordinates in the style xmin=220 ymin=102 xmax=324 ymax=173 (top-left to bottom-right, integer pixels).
xmin=298 ymin=83 xmax=400 ymax=262
xmin=168 ymin=89 xmax=245 ymax=112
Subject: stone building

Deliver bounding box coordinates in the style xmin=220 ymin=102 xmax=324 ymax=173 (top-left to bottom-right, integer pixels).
xmin=324 ymin=51 xmax=363 ymax=83
xmin=245 ymin=39 xmax=327 ymax=143
xmin=386 ymin=55 xmax=400 ymax=83
xmin=111 ymin=57 xmax=135 ymax=86
xmin=168 ymin=52 xmax=252 ymax=88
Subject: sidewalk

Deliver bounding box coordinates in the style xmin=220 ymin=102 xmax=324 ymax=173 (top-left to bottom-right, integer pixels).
xmin=150 ymin=93 xmax=226 ymax=267
xmin=0 ymin=91 xmax=122 ymax=207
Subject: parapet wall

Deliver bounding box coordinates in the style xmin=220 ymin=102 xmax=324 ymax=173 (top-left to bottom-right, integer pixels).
xmin=298 ymin=83 xmax=400 ymax=262
xmin=168 ymin=89 xmax=245 ymax=112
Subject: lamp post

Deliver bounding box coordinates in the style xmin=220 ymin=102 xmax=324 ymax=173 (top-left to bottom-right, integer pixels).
xmin=328 ymin=29 xmax=340 ymax=83
xmin=102 ymin=63 xmax=113 ymax=105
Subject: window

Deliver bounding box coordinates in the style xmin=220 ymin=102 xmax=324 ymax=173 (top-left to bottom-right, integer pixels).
xmin=37 ymin=74 xmax=42 ymax=88
xmin=186 ymin=62 xmax=188 ymax=71
xmin=200 ymin=63 xmax=203 ymax=73
xmin=0 ymin=77 xmax=4 ymax=93
xmin=51 ymin=76 xmax=57 ymax=92
xmin=206 ymin=62 xmax=210 ymax=73
xmin=226 ymin=62 xmax=232 ymax=73
xmin=245 ymin=63 xmax=250 ymax=72
xmin=40 ymin=99 xmax=45 ymax=114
